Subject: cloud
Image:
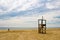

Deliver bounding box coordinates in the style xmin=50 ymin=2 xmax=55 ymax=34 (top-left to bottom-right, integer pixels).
xmin=0 ymin=0 xmax=45 ymax=21
xmin=0 ymin=0 xmax=60 ymax=28
xmin=0 ymin=0 xmax=60 ymax=13
xmin=46 ymin=0 xmax=60 ymax=9
xmin=0 ymin=10 xmax=60 ymax=27
xmin=0 ymin=0 xmax=42 ymax=13
xmin=55 ymin=16 xmax=60 ymax=18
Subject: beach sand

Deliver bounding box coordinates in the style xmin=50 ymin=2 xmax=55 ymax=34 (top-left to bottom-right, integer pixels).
xmin=0 ymin=28 xmax=60 ymax=40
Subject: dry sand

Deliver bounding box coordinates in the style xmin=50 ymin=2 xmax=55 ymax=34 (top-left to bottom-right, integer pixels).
xmin=0 ymin=28 xmax=60 ymax=40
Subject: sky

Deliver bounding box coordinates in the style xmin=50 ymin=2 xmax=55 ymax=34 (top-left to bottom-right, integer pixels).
xmin=0 ymin=0 xmax=60 ymax=28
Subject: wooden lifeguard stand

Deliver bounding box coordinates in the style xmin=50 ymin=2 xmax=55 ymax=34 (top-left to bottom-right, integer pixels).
xmin=38 ymin=16 xmax=46 ymax=34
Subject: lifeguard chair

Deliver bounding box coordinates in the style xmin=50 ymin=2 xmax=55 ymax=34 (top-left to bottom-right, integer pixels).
xmin=38 ymin=16 xmax=46 ymax=34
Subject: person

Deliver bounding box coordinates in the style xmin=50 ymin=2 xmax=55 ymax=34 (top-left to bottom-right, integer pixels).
xmin=8 ymin=28 xmax=10 ymax=31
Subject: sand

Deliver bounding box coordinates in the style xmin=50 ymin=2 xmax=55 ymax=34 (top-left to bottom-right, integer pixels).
xmin=0 ymin=28 xmax=60 ymax=40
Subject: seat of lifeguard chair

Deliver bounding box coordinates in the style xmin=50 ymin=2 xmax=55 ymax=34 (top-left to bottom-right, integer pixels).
xmin=41 ymin=24 xmax=46 ymax=26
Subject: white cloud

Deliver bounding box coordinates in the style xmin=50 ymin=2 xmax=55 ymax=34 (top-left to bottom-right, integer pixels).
xmin=46 ymin=0 xmax=60 ymax=9
xmin=0 ymin=0 xmax=27 ymax=12
xmin=0 ymin=0 xmax=43 ymax=13
xmin=46 ymin=3 xmax=55 ymax=9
